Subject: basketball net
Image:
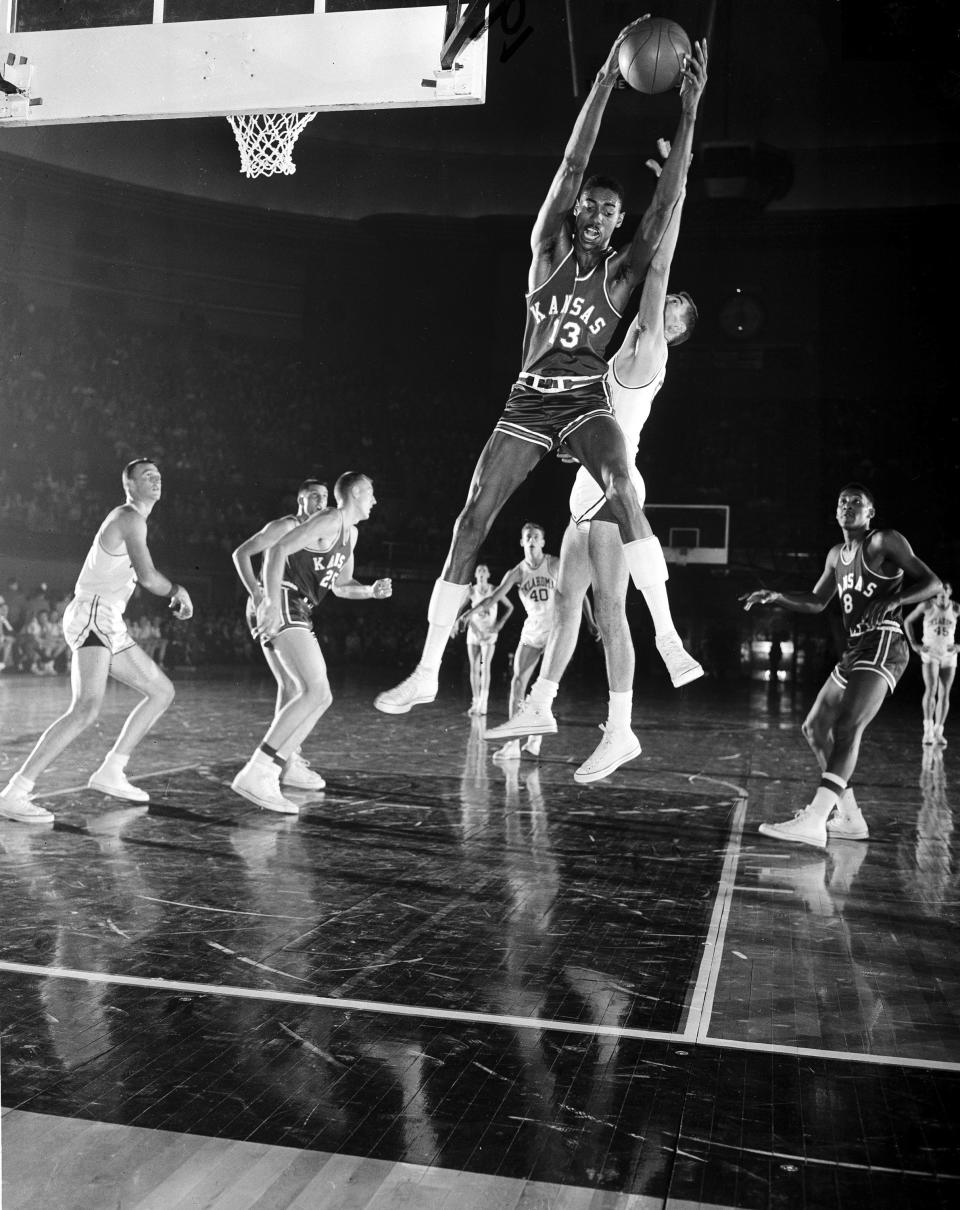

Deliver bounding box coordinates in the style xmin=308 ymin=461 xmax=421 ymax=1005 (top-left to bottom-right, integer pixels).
xmin=227 ymin=111 xmax=317 ymax=179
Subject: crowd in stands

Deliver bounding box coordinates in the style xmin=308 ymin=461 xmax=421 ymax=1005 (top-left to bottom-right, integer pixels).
xmin=0 ymin=306 xmax=749 ymax=681
xmin=0 ymin=574 xmax=438 ymax=676
xmin=0 ymin=308 xmax=492 ymax=566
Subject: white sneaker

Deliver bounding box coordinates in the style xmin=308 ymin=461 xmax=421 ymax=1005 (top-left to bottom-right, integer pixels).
xmin=492 ymin=740 xmax=522 ymax=762
xmin=934 ymin=725 xmax=947 ymax=746
xmin=522 ymin=734 xmax=542 ymax=758
xmin=826 ymin=803 xmax=869 ymax=841
xmin=484 ymin=699 xmax=557 ymax=741
xmin=655 ymin=632 xmax=704 ymax=688
xmin=232 ymin=760 xmax=300 ymax=814
xmin=759 ymin=806 xmax=828 ymax=849
xmin=574 ymin=726 xmax=642 ymax=784
xmin=374 ymin=667 xmax=438 ymax=714
xmin=281 ymin=753 xmax=326 ymax=790
xmin=88 ymin=763 xmax=150 ymax=803
xmin=0 ymin=784 xmax=54 ymax=824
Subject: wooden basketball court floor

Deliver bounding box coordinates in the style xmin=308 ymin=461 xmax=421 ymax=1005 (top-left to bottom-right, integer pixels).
xmin=1 ymin=663 xmax=958 ymax=1210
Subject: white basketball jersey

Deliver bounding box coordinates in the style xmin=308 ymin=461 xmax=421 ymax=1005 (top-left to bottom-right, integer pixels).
xmin=517 ymin=557 xmax=557 ymax=622
xmin=74 ymin=517 xmax=137 ymax=608
xmin=923 ymin=602 xmax=958 ymax=648
xmin=608 ymin=354 xmax=667 ymax=458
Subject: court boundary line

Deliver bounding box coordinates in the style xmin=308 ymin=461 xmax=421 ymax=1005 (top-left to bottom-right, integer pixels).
xmin=681 ymin=776 xmax=748 ymax=1045
xmin=3 ymin=959 xmax=959 ymax=1073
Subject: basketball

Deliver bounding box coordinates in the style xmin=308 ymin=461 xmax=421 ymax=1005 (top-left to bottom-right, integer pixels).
xmin=618 ymin=18 xmax=691 ymax=94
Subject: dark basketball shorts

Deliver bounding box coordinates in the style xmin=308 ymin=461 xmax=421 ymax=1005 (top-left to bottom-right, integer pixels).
xmin=494 ymin=377 xmax=613 ymax=452
xmin=830 ymin=626 xmax=909 ymax=694
xmin=246 ymin=588 xmax=314 ymax=649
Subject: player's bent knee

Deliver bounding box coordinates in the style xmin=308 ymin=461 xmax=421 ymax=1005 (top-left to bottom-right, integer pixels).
xmin=71 ymin=696 xmax=105 ymax=728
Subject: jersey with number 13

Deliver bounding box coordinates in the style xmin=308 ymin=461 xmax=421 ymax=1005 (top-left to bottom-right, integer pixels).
xmin=521 ymin=247 xmax=622 ymax=379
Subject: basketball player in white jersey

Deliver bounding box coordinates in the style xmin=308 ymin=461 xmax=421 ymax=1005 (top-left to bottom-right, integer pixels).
xmin=232 ymin=478 xmax=329 ymax=791
xmin=232 ymin=472 xmax=391 ymax=814
xmin=456 ymin=563 xmax=514 ymax=717
xmin=743 ymin=484 xmax=940 ymax=848
xmin=0 ymin=459 xmax=193 ymax=823
xmin=485 ymin=180 xmax=702 ymax=783
xmin=904 ymin=582 xmax=958 ymax=745
xmin=458 ymin=524 xmax=562 ymax=760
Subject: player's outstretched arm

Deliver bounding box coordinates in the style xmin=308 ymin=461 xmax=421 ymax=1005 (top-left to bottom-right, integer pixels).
xmin=529 ymin=18 xmax=649 ymax=276
xmin=619 ymin=38 xmax=707 ymax=289
xmin=741 ymin=550 xmax=838 ymax=614
xmin=614 ymin=186 xmax=687 ymax=383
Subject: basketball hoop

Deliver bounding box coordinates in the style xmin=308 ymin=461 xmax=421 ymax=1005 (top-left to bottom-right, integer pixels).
xmin=226 ymin=111 xmax=317 ymax=179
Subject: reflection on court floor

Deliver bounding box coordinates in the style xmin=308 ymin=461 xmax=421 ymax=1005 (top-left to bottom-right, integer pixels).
xmin=1 ymin=668 xmax=958 ymax=1209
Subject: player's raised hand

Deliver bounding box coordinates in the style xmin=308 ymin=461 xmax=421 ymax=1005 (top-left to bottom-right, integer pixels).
xmin=598 ymin=15 xmax=651 ymax=85
xmin=645 ymin=137 xmax=672 ymax=178
xmin=679 ymin=37 xmax=708 ymax=111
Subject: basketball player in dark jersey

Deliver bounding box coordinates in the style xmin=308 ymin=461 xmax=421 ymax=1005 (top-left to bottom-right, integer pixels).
xmin=232 ymin=478 xmax=329 ymax=791
xmin=743 ymin=484 xmax=941 ymax=848
xmin=375 ymin=25 xmax=708 ymax=715
xmin=231 ymin=472 xmax=392 ymax=814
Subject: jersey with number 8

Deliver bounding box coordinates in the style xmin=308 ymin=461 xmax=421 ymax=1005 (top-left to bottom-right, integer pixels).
xmin=835 ymin=531 xmax=903 ymax=640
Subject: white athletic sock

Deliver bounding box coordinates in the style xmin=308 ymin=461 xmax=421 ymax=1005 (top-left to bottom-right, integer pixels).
xmin=421 ymin=580 xmax=470 ymax=671
xmin=529 ymin=678 xmax=559 ymax=706
xmin=622 ymin=536 xmax=669 ymax=592
xmin=103 ymin=752 xmax=130 ymax=770
xmin=607 ymin=690 xmax=633 ymax=731
xmin=640 ymin=584 xmax=676 ymax=638
xmin=5 ymin=772 xmax=35 ymax=795
xmin=809 ymin=773 xmax=845 ymax=820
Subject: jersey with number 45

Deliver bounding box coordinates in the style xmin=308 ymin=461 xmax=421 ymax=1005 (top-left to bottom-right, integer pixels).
xmin=834 ymin=532 xmax=903 ymax=640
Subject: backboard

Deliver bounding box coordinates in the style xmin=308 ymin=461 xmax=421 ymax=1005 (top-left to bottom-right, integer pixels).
xmin=645 ymin=503 xmax=730 ymax=566
xmin=0 ymin=1 xmax=488 ymax=126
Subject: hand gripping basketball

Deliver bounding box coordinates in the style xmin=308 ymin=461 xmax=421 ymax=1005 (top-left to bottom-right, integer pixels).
xmin=597 ymin=15 xmax=651 ymax=87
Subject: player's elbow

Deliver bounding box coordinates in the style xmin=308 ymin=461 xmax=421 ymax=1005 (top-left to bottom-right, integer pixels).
xmin=562 ymin=152 xmax=588 ymax=178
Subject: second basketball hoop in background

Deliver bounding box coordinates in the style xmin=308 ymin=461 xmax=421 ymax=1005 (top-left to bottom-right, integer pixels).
xmin=618 ymin=18 xmax=691 ymax=94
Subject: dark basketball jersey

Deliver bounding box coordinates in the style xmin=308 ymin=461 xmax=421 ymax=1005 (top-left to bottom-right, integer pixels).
xmin=521 ymin=247 xmax=622 ymax=378
xmin=282 ymin=511 xmax=352 ymax=609
xmin=835 ymin=532 xmax=903 ymax=640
